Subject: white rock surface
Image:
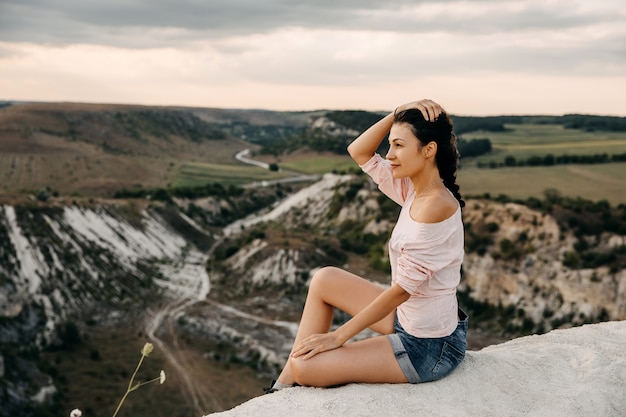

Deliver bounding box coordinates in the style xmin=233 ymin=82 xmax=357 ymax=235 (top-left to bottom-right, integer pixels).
xmin=204 ymin=320 xmax=626 ymax=417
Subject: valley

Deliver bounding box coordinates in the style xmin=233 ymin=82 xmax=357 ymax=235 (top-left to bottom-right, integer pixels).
xmin=0 ymin=102 xmax=625 ymax=416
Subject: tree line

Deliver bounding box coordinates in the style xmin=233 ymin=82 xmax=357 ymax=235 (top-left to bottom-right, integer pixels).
xmin=453 ymin=114 xmax=626 ymax=133
xmin=257 ymin=111 xmax=626 ymax=156
xmin=457 ymin=138 xmax=492 ymax=157
xmin=477 ymin=152 xmax=626 ymax=169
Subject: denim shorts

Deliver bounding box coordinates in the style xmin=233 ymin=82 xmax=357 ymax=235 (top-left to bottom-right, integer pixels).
xmin=387 ymin=309 xmax=468 ymax=383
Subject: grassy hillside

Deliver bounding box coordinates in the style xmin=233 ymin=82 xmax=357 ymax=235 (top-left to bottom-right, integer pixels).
xmin=2 ymin=103 xmax=625 ymax=204
xmin=273 ymin=123 xmax=626 ymax=205
xmin=0 ymin=103 xmax=310 ymax=200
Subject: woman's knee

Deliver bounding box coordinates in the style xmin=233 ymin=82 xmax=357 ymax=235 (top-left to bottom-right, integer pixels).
xmin=309 ymin=266 xmax=339 ymax=292
xmin=288 ymin=355 xmax=320 ymax=387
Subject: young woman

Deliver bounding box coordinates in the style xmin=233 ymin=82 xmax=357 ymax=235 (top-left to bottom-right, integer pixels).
xmin=267 ymin=98 xmax=468 ymax=391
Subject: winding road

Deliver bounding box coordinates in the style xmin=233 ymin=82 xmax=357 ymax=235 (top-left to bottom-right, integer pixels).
xmin=142 ymin=150 xmax=329 ymax=414
xmin=144 ymin=250 xmax=215 ymax=414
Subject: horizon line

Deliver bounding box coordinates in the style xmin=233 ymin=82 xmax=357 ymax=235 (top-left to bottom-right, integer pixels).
xmin=2 ymin=99 xmax=625 ymax=119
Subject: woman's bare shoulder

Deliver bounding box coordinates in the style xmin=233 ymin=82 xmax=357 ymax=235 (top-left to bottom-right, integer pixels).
xmin=411 ymin=189 xmax=459 ymax=224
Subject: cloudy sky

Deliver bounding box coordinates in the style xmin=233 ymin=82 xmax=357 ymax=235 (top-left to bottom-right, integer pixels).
xmin=1 ymin=0 xmax=624 ymax=115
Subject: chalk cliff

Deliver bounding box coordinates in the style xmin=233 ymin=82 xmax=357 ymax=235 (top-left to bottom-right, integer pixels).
xmin=203 ymin=320 xmax=626 ymax=417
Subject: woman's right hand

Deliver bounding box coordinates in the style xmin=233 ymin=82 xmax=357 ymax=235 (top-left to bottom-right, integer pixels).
xmin=395 ymin=99 xmax=444 ymax=122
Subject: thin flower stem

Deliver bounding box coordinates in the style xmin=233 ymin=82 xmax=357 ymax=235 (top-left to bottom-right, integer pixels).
xmin=128 ymin=354 xmax=146 ymax=391
xmin=109 ymin=344 xmax=163 ymax=417
xmin=111 ymin=390 xmax=130 ymax=417
xmin=131 ymin=376 xmax=161 ymax=391
xmin=111 ymin=353 xmax=146 ymax=417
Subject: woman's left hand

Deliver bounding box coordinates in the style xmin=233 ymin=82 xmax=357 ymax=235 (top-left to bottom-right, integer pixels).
xmin=397 ymin=99 xmax=444 ymax=122
xmin=291 ymin=331 xmax=343 ymax=360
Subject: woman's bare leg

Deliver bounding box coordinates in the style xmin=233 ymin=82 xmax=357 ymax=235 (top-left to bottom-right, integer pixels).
xmin=276 ymin=266 xmax=395 ymax=385
xmin=289 ymin=335 xmax=408 ymax=387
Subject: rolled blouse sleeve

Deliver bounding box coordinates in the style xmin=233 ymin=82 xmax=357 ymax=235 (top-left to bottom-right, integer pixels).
xmin=395 ymin=227 xmax=456 ymax=294
xmin=360 ymin=153 xmax=411 ymax=206
xmin=390 ymin=210 xmax=463 ymax=296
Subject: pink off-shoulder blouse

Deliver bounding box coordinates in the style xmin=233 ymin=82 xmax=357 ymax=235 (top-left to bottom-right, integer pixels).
xmin=360 ymin=154 xmax=464 ymax=338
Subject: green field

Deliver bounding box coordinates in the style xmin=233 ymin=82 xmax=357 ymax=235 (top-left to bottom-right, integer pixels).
xmin=172 ymin=161 xmax=292 ymax=188
xmin=458 ymin=163 xmax=626 ymax=205
xmin=173 ymin=124 xmax=626 ymax=205
xmin=457 ymin=124 xmax=626 ymax=204
xmin=279 ymin=155 xmax=357 ymax=175
xmin=463 ymin=124 xmax=626 ymax=164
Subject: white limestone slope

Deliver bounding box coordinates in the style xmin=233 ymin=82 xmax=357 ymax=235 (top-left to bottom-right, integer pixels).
xmin=203 ymin=320 xmax=626 ymax=417
xmin=223 ymin=173 xmax=351 ymax=236
xmin=0 ymin=204 xmax=209 ymax=345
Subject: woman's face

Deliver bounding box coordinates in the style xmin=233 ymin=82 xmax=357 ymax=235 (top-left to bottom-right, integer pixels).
xmin=386 ymin=123 xmax=426 ymax=178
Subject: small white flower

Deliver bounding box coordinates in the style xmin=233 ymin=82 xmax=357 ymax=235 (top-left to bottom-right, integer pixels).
xmin=70 ymin=409 xmax=82 ymax=417
xmin=160 ymin=370 xmax=166 ymax=384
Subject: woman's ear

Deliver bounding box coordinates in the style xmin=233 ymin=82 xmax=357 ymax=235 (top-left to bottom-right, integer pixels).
xmin=425 ymin=141 xmax=437 ymax=158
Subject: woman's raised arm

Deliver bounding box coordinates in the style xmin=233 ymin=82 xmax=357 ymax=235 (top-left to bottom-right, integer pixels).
xmin=347 ymin=99 xmax=444 ymax=166
xmin=347 ymin=111 xmax=394 ymax=166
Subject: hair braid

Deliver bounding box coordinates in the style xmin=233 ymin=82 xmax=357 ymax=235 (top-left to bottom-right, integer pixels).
xmin=435 ymin=131 xmax=465 ymax=208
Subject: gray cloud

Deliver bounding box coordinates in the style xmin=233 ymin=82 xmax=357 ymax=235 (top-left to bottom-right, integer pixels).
xmin=0 ymin=0 xmax=623 ymax=98
xmin=0 ymin=0 xmax=411 ymax=45
xmin=0 ymin=0 xmax=622 ymax=47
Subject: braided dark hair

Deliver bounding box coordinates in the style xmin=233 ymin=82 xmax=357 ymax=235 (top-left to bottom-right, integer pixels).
xmin=393 ymin=109 xmax=465 ymax=208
